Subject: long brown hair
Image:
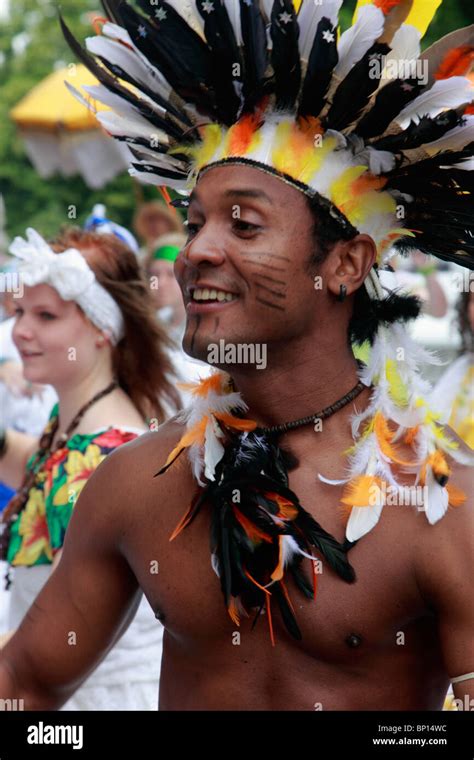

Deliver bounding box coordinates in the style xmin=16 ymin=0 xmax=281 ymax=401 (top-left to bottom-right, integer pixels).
xmin=52 ymin=227 xmax=181 ymax=422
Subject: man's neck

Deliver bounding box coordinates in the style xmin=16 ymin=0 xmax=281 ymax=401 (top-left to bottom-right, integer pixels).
xmin=231 ymin=346 xmax=363 ymax=428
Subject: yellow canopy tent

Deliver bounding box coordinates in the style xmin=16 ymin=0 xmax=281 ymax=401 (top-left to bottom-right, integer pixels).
xmin=10 ymin=64 xmax=128 ymax=189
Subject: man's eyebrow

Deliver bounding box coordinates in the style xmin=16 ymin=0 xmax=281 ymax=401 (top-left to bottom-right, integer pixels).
xmin=223 ymin=188 xmax=274 ymax=205
xmin=188 ymin=188 xmax=274 ymax=206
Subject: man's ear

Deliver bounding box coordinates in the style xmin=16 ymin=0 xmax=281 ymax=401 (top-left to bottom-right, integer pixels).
xmin=326 ymin=234 xmax=377 ymax=299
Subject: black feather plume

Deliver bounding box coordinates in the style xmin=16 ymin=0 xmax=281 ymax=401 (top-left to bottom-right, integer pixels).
xmin=372 ymin=110 xmax=464 ymax=152
xmin=239 ymin=0 xmax=270 ymax=114
xmin=298 ymin=17 xmax=338 ymax=119
xmin=325 ymin=43 xmax=391 ymax=132
xmin=354 ymin=77 xmax=425 ymax=140
xmin=59 ymin=14 xmax=189 ymax=141
xmin=157 ymin=425 xmax=356 ymax=642
xmin=118 ymin=1 xmax=218 ymax=117
xmin=195 ymin=0 xmax=244 ymax=126
xmin=270 ymin=0 xmax=301 ymax=112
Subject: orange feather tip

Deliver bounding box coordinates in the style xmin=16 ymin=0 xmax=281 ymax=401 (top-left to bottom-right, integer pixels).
xmin=435 ymin=46 xmax=474 ymax=80
xmin=374 ymin=0 xmax=402 ymax=13
xmin=446 ymin=482 xmax=467 ymax=508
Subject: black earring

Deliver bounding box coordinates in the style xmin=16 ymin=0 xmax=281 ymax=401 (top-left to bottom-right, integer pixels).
xmin=337 ymin=283 xmax=347 ymax=302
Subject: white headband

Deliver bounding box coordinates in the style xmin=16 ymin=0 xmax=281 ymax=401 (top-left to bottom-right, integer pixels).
xmin=9 ymin=227 xmax=125 ymax=345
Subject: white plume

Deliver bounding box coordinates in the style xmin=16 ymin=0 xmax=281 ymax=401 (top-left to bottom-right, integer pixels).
xmin=396 ymin=77 xmax=474 ymax=129
xmin=334 ymin=5 xmax=385 ymax=80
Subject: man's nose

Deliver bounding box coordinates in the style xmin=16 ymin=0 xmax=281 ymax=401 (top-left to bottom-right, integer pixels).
xmin=183 ymin=221 xmax=226 ymax=268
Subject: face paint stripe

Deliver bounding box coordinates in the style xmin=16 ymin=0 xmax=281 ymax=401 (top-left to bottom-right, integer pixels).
xmin=256 ymin=297 xmax=286 ymax=312
xmin=255 ymin=283 xmax=286 ymax=299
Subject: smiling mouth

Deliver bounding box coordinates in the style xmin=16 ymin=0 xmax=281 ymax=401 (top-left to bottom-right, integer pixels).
xmin=191 ymin=288 xmax=238 ymax=303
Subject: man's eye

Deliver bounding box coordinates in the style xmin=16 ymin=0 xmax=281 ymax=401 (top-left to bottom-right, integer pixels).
xmin=186 ymin=222 xmax=201 ymax=238
xmin=233 ymin=221 xmax=260 ymax=234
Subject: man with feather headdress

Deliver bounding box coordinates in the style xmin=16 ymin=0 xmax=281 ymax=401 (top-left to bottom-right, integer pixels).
xmin=0 ymin=0 xmax=473 ymax=711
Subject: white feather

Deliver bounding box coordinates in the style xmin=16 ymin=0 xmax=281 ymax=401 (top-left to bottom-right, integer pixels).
xmin=96 ymin=110 xmax=159 ymax=139
xmin=83 ymin=83 xmax=167 ymax=122
xmin=454 ymin=157 xmax=474 ymax=170
xmin=317 ymin=473 xmax=349 ymax=485
xmin=424 ymin=115 xmax=474 ymax=155
xmin=63 ymin=81 xmax=98 ymax=115
xmin=281 ymin=535 xmax=317 ymax=564
xmin=85 ymin=36 xmax=173 ymax=101
xmin=381 ymin=24 xmax=421 ymax=85
xmin=223 ymin=0 xmax=243 ymax=46
xmin=424 ymin=467 xmax=449 ymax=525
xmin=334 ymin=5 xmax=385 ymax=80
xmin=204 ymin=417 xmax=225 ymax=481
xmin=396 ymin=77 xmax=474 ymax=129
xmin=128 ymin=163 xmax=188 ymax=192
xmin=346 ymin=501 xmax=383 ymax=542
xmin=165 ymin=0 xmax=205 ymax=38
xmin=297 ymin=0 xmax=342 ymax=62
xmin=429 ymin=354 xmax=472 ymax=423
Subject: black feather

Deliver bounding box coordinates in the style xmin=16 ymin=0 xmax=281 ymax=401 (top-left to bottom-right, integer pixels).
xmin=272 ymin=583 xmax=302 ymax=640
xmin=350 ymin=289 xmax=422 ymax=346
xmin=239 ymin=0 xmax=270 ymax=114
xmin=325 ymin=43 xmax=391 ymax=132
xmin=118 ymin=1 xmax=218 ymax=117
xmin=298 ymin=17 xmax=338 ymax=118
xmin=385 ymin=147 xmax=474 ymax=269
xmin=195 ymin=0 xmax=244 ymax=125
xmin=100 ymin=0 xmax=124 ymax=24
xmin=59 ymin=13 xmax=188 ymax=142
xmin=354 ymin=77 xmax=425 ymax=140
xmin=270 ymin=0 xmax=301 ymax=112
xmin=372 ymin=110 xmax=464 ymax=152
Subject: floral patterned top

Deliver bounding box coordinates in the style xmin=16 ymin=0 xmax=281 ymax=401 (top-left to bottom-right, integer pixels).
xmin=7 ymin=403 xmax=143 ymax=567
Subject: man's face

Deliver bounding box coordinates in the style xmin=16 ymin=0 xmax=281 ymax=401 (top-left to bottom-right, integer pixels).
xmin=174 ymin=164 xmax=327 ymax=367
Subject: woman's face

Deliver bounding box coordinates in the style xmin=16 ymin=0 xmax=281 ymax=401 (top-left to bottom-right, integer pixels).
xmin=12 ymin=283 xmax=105 ymax=388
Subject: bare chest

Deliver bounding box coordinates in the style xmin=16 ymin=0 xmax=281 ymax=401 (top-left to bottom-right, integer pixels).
xmin=124 ymin=459 xmax=434 ymax=667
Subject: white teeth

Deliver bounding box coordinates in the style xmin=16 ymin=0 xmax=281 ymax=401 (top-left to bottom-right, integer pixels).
xmin=192 ymin=288 xmax=237 ymax=302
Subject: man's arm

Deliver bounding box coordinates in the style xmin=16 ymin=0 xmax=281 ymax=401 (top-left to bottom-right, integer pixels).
xmin=415 ymin=461 xmax=474 ymax=706
xmin=0 ymin=443 xmax=142 ymax=709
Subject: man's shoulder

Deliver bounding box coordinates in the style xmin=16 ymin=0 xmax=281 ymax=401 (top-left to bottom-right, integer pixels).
xmin=102 ymin=416 xmax=187 ymax=483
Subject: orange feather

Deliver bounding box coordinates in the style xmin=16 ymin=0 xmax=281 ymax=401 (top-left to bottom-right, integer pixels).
xmin=446 ymin=482 xmax=467 ymax=508
xmin=264 ymin=491 xmax=299 ymax=520
xmin=435 ymin=46 xmax=474 ymax=80
xmin=233 ymin=506 xmax=273 ymax=544
xmin=374 ymin=412 xmax=414 ymax=465
xmin=341 ymin=474 xmax=386 ymax=507
xmin=228 ymin=112 xmax=259 ymax=156
xmin=227 ymin=597 xmax=240 ymax=626
xmin=374 ymin=0 xmax=402 ymax=14
xmin=214 ymin=412 xmax=257 ymax=432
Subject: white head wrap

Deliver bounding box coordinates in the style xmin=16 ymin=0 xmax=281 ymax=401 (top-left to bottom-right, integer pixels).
xmin=9 ymin=227 xmax=125 ymax=345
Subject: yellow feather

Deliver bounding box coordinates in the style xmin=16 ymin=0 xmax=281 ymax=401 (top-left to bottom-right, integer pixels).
xmin=188 ymin=124 xmax=224 ymax=171
xmin=386 ymin=358 xmax=410 ymax=407
xmin=329 ymin=165 xmax=368 ymax=211
xmin=353 ymin=0 xmax=443 ymax=39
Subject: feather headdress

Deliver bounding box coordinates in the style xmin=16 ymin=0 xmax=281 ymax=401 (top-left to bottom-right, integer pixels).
xmin=63 ymin=1 xmax=474 ymax=638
